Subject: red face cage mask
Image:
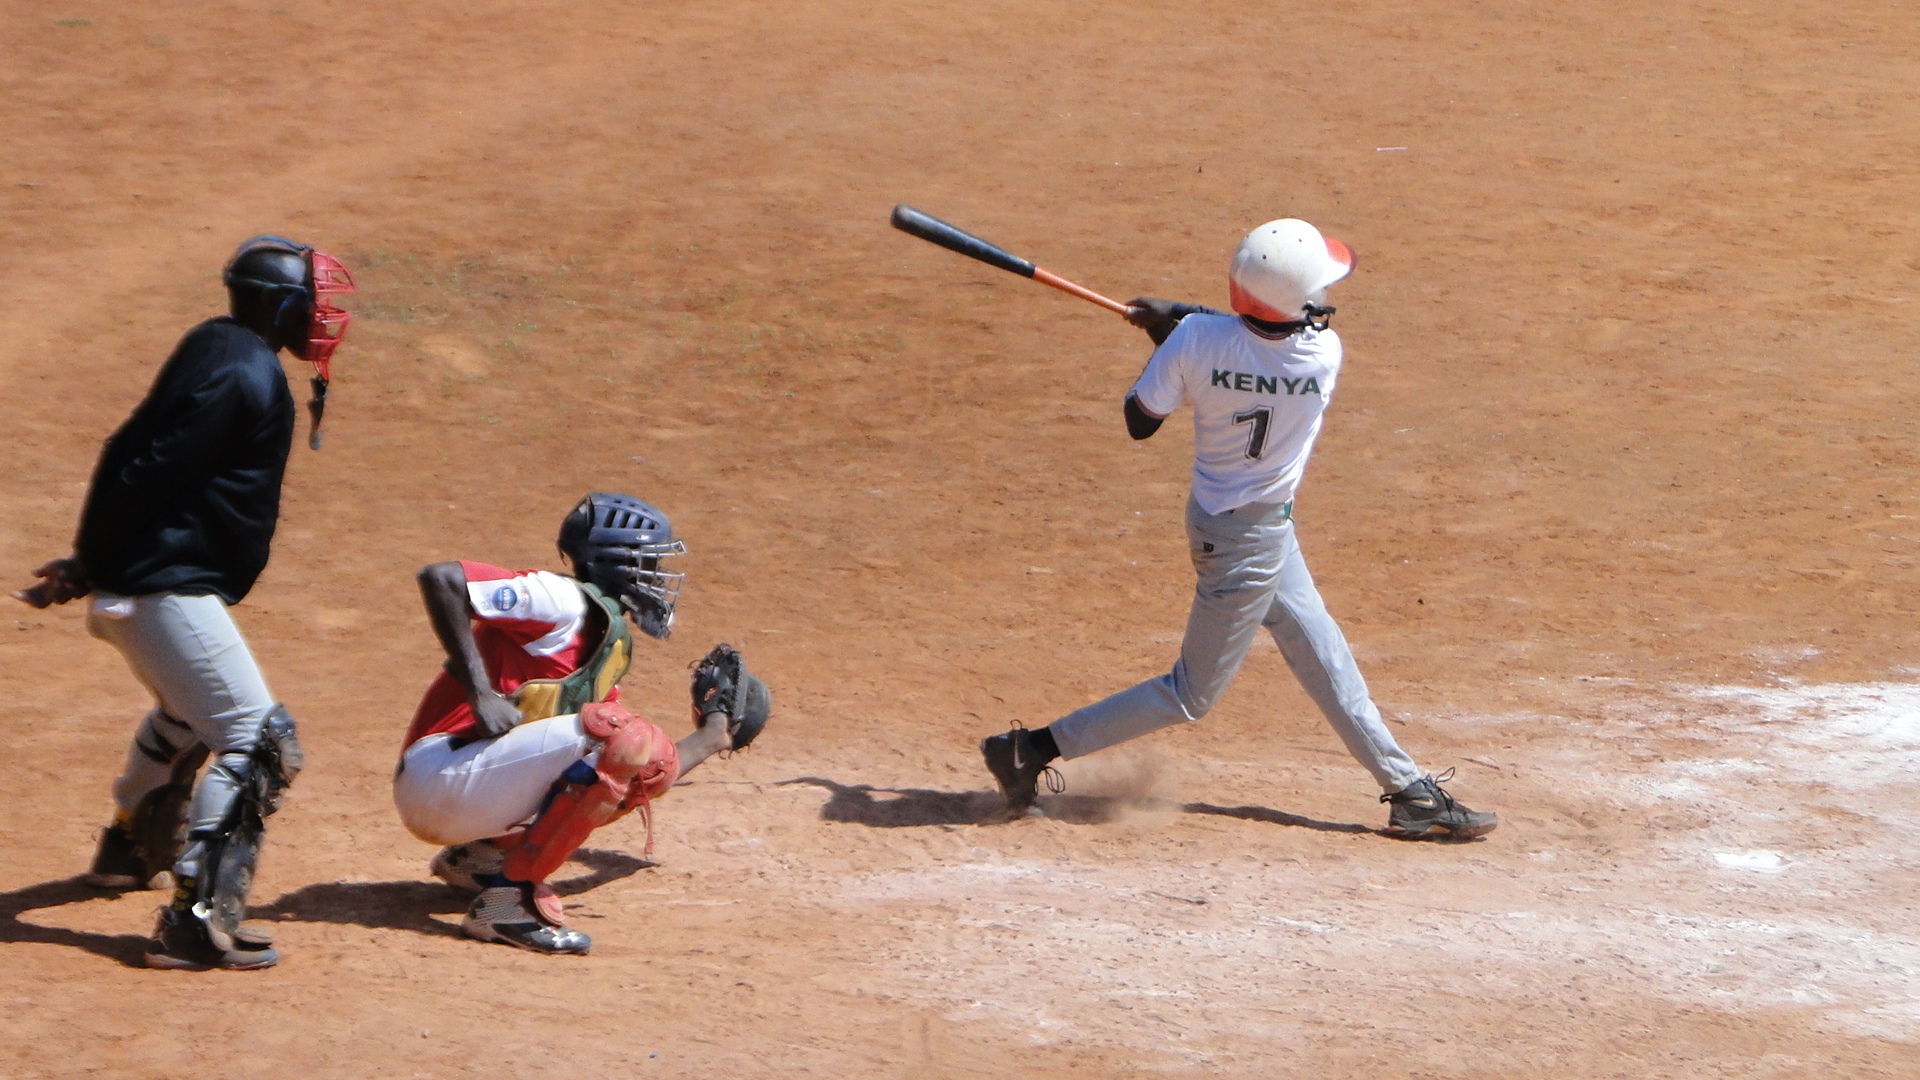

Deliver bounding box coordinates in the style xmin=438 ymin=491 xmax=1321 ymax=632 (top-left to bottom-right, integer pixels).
xmin=304 ymin=249 xmax=355 ymax=380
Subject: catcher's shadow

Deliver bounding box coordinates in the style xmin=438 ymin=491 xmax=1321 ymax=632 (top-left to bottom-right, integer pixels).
xmin=0 ymin=849 xmax=656 ymax=963
xmin=780 ymin=777 xmax=1373 ymax=833
xmin=0 ymin=875 xmax=153 ymax=968
xmin=250 ymin=847 xmax=654 ymax=939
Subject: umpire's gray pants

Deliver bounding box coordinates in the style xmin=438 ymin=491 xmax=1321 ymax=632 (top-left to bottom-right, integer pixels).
xmin=87 ymin=591 xmax=279 ymax=881
xmin=1049 ymin=496 xmax=1422 ymax=793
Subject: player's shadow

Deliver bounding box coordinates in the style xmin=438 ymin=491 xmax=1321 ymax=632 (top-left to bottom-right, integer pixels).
xmin=780 ymin=777 xmax=1008 ymax=827
xmin=0 ymin=875 xmax=154 ymax=968
xmin=1179 ymin=802 xmax=1376 ymax=835
xmin=250 ymin=848 xmax=653 ymax=939
xmin=780 ymin=777 xmax=1372 ymax=833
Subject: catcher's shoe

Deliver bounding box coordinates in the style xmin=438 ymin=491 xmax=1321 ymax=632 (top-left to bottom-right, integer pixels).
xmin=144 ymin=904 xmax=279 ymax=971
xmin=1381 ymin=770 xmax=1497 ymax=840
xmin=85 ymin=823 xmax=163 ymax=890
xmin=430 ymin=840 xmax=505 ymax=893
xmin=980 ymin=723 xmax=1064 ymax=815
xmin=461 ymin=882 xmax=591 ymax=955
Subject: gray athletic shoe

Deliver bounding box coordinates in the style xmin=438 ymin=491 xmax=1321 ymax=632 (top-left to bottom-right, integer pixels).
xmin=980 ymin=724 xmax=1063 ymax=814
xmin=1381 ymin=769 xmax=1497 ymax=839
xmin=462 ymin=883 xmax=591 ymax=955
xmin=430 ymin=840 xmax=505 ymax=893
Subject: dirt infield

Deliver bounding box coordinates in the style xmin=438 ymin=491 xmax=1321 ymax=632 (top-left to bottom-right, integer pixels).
xmin=3 ymin=2 xmax=1917 ymax=1077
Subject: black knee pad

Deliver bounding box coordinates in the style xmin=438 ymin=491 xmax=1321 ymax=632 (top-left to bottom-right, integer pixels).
xmin=261 ymin=703 xmax=302 ymax=768
xmin=253 ymin=703 xmax=304 ymax=814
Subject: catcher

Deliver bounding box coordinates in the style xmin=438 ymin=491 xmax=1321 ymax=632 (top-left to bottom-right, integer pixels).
xmin=391 ymin=492 xmax=771 ymax=955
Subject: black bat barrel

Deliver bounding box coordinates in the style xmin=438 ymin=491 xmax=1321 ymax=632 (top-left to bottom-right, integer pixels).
xmin=889 ymin=205 xmax=1036 ymax=278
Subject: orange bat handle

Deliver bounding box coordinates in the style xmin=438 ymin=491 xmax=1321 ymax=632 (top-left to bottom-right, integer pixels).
xmin=1031 ymin=267 xmax=1131 ymax=315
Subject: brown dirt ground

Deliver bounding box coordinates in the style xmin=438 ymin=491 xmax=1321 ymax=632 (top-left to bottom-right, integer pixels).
xmin=3 ymin=2 xmax=1917 ymax=1078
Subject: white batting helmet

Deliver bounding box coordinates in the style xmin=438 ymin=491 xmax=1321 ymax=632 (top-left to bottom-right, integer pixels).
xmin=1227 ymin=219 xmax=1355 ymax=322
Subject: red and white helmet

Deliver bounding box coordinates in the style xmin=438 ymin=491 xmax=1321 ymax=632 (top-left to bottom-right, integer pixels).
xmin=1227 ymin=219 xmax=1355 ymax=323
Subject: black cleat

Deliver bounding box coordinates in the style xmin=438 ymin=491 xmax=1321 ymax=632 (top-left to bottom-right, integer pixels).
xmin=144 ymin=905 xmax=279 ymax=971
xmin=1381 ymin=769 xmax=1498 ymax=839
xmin=980 ymin=724 xmax=1063 ymax=815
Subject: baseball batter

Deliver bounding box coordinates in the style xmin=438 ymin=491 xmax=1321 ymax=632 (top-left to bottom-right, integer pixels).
xmin=13 ymin=235 xmax=355 ymax=969
xmin=981 ymin=218 xmax=1496 ymax=839
xmin=393 ymin=492 xmax=771 ymax=955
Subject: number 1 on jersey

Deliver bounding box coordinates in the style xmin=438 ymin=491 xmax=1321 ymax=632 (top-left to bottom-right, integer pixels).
xmin=1233 ymin=405 xmax=1273 ymax=460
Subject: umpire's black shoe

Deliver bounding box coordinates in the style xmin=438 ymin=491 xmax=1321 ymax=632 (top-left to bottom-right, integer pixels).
xmin=1381 ymin=769 xmax=1498 ymax=840
xmin=144 ymin=904 xmax=279 ymax=971
xmin=980 ymin=724 xmax=1062 ymax=815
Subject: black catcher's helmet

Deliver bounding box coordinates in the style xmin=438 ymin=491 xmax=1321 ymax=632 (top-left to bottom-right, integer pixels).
xmin=557 ymin=492 xmax=686 ymax=639
xmin=221 ymin=234 xmax=355 ymax=375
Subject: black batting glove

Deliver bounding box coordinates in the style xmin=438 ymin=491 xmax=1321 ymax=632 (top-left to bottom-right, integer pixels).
xmin=1126 ymin=298 xmax=1224 ymax=345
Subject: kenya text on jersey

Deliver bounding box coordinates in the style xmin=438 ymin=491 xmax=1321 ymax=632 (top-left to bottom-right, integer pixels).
xmin=1209 ymin=370 xmax=1323 ymax=395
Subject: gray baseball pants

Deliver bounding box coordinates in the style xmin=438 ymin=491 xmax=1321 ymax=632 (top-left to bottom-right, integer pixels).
xmin=1049 ymin=496 xmax=1423 ymax=793
xmin=87 ymin=591 xmax=281 ymax=882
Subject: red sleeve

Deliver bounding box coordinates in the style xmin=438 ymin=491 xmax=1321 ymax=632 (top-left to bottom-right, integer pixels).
xmin=458 ymin=560 xmax=519 ymax=583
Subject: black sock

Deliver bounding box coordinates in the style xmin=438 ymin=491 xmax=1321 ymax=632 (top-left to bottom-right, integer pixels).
xmin=1028 ymin=726 xmax=1060 ymax=763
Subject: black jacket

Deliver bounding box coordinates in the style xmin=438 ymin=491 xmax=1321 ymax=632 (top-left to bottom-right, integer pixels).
xmin=75 ymin=318 xmax=295 ymax=604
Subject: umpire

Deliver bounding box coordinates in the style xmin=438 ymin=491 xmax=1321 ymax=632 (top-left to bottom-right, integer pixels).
xmin=13 ymin=234 xmax=354 ymax=970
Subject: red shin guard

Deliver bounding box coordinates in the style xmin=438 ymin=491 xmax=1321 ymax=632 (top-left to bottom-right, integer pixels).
xmin=501 ymin=702 xmax=680 ymax=885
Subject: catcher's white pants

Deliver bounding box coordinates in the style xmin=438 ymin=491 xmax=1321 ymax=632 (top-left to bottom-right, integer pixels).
xmin=87 ymin=591 xmax=279 ymax=881
xmin=1049 ymin=496 xmax=1423 ymax=793
xmin=393 ymin=715 xmax=600 ymax=846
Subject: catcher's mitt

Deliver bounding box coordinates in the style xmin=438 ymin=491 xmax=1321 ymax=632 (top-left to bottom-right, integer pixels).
xmin=690 ymin=643 xmax=772 ymax=752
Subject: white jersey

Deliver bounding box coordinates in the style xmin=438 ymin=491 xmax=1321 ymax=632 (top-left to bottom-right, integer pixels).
xmin=1130 ymin=312 xmax=1342 ymax=515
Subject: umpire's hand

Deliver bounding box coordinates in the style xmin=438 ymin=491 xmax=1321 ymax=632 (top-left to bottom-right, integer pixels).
xmin=12 ymin=557 xmax=90 ymax=608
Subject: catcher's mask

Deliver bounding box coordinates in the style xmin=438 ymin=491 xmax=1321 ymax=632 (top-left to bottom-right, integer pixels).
xmin=1227 ymin=218 xmax=1354 ymax=325
xmin=222 ymin=234 xmax=356 ymax=379
xmin=557 ymin=492 xmax=687 ymax=640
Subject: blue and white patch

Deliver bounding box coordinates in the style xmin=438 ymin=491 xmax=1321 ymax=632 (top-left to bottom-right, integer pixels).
xmin=465 ymin=570 xmax=589 ymax=653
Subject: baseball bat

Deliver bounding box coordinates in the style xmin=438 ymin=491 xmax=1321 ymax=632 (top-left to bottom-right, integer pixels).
xmin=889 ymin=205 xmax=1131 ymax=315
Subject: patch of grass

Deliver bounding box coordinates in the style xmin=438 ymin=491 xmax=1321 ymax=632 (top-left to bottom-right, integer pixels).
xmin=57 ymin=18 xmax=92 ymax=27
xmin=490 ymin=337 xmax=528 ymax=365
xmin=347 ymin=247 xmax=893 ymax=388
xmin=351 ymin=300 xmax=423 ymax=324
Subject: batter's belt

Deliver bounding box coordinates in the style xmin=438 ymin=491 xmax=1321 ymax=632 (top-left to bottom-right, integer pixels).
xmin=1220 ymin=499 xmax=1293 ymax=521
